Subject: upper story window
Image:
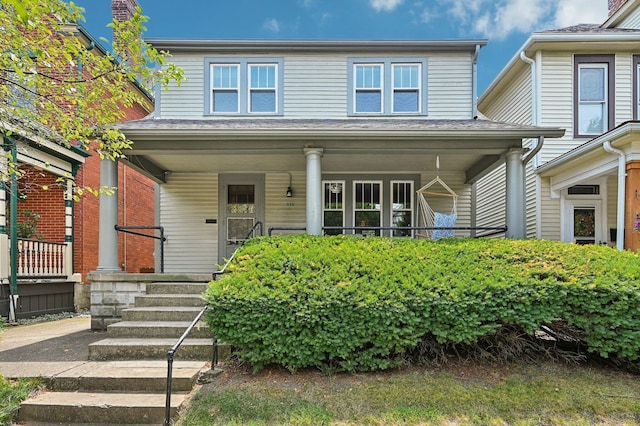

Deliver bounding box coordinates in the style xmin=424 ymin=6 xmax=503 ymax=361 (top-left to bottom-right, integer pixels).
xmin=348 ymin=58 xmax=427 ymax=116
xmin=634 ymin=55 xmax=640 ymax=120
xmin=206 ymin=58 xmax=283 ymax=115
xmin=574 ymin=55 xmax=614 ymax=138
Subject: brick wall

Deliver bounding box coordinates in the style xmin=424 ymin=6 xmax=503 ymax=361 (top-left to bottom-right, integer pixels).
xmin=16 ymin=166 xmax=65 ymax=242
xmin=609 ymin=0 xmax=628 ymax=15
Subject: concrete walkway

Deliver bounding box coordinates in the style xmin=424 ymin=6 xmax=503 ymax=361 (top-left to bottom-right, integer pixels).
xmin=0 ymin=317 xmax=106 ymax=379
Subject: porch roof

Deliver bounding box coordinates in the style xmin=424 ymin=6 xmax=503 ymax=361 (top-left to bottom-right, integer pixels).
xmin=117 ymin=118 xmax=564 ymax=185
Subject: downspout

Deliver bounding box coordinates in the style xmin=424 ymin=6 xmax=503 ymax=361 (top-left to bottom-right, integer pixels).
xmin=472 ymin=44 xmax=480 ymax=119
xmin=603 ymin=141 xmax=626 ymax=250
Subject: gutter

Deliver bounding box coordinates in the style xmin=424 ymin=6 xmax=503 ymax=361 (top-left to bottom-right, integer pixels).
xmin=472 ymin=44 xmax=481 ymax=119
xmin=519 ymin=51 xmax=543 ymax=166
xmin=603 ymin=141 xmax=626 ymax=251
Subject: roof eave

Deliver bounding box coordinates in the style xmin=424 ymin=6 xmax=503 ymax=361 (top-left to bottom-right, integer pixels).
xmin=145 ymin=38 xmax=488 ymax=54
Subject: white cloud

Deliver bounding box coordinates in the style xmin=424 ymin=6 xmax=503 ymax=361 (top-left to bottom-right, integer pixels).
xmin=262 ymin=18 xmax=280 ymax=33
xmin=370 ymin=0 xmax=403 ymax=12
xmin=553 ymin=0 xmax=608 ymax=27
xmin=440 ymin=0 xmax=609 ymax=40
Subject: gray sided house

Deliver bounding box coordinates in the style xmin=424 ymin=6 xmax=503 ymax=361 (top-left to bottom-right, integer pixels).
xmin=90 ymin=39 xmax=563 ymax=328
xmin=477 ymin=0 xmax=640 ymax=251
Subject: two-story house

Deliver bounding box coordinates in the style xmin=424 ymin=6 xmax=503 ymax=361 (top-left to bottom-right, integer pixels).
xmin=100 ymin=38 xmax=562 ymax=275
xmin=477 ymin=0 xmax=640 ymax=251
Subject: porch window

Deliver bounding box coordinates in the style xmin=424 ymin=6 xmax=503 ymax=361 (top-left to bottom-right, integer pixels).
xmin=392 ymin=64 xmax=420 ymax=113
xmin=354 ymin=181 xmax=382 ymax=236
xmin=211 ymin=65 xmax=239 ymax=113
xmin=391 ymin=181 xmax=413 ymax=237
xmin=323 ymin=181 xmax=345 ymax=235
xmin=355 ymin=65 xmax=383 ymax=113
xmin=574 ymin=55 xmax=614 ymax=138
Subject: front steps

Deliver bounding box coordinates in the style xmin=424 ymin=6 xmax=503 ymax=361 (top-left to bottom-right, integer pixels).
xmin=18 ymin=278 xmax=224 ymax=425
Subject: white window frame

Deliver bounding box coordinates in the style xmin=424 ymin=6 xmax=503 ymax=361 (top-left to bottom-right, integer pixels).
xmin=577 ymin=63 xmax=608 ymax=136
xmin=210 ymin=64 xmax=240 ymax=114
xmin=353 ymin=180 xmax=383 ymax=236
xmin=353 ymin=64 xmax=383 ymax=114
xmin=636 ymin=61 xmax=640 ymax=120
xmin=248 ymin=63 xmax=278 ymax=114
xmin=390 ymin=180 xmax=414 ymax=237
xmin=322 ymin=180 xmax=346 ymax=235
xmin=392 ymin=64 xmax=421 ymax=114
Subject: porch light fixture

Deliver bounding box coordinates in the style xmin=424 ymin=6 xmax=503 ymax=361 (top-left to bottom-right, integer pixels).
xmin=286 ymin=172 xmax=293 ymax=197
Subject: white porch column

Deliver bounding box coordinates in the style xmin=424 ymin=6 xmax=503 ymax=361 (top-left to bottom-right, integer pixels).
xmin=505 ymin=148 xmax=526 ymax=239
xmin=304 ymin=147 xmax=324 ymax=235
xmin=64 ymin=178 xmax=74 ymax=276
xmin=97 ymin=158 xmax=120 ymax=271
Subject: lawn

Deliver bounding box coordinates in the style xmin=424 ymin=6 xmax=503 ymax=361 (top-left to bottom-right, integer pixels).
xmin=179 ymin=360 xmax=640 ymax=425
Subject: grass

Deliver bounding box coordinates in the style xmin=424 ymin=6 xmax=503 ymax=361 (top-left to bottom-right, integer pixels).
xmin=178 ymin=361 xmax=640 ymax=425
xmin=0 ymin=375 xmax=41 ymax=426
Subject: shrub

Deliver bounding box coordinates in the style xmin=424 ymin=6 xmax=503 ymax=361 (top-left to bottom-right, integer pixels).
xmin=204 ymin=236 xmax=640 ymax=373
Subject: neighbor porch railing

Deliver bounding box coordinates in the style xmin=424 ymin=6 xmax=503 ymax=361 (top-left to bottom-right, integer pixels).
xmin=14 ymin=239 xmax=71 ymax=279
xmin=268 ymin=226 xmax=508 ymax=238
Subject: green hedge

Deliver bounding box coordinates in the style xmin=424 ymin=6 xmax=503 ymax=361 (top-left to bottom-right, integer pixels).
xmin=204 ymin=236 xmax=640 ymax=372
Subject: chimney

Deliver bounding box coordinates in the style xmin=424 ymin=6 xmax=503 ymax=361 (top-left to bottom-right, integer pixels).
xmin=111 ymin=0 xmax=140 ymax=63
xmin=608 ymin=0 xmax=627 ymax=16
xmin=112 ymin=0 xmax=138 ymax=23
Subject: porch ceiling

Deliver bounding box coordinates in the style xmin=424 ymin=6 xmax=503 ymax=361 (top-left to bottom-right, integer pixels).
xmin=118 ymin=118 xmax=565 ymax=183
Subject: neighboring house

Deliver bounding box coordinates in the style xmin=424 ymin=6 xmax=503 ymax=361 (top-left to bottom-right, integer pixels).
xmin=477 ymin=0 xmax=640 ymax=251
xmin=101 ymin=37 xmax=563 ymax=278
xmin=0 ymin=1 xmax=156 ymax=319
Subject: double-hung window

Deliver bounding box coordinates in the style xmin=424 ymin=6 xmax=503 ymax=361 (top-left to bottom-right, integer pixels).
xmin=207 ymin=58 xmax=282 ymax=115
xmin=354 ymin=181 xmax=382 ymax=236
xmin=249 ymin=64 xmax=277 ymax=113
xmin=211 ymin=65 xmax=239 ymax=113
xmin=391 ymin=181 xmax=413 ymax=237
xmin=392 ymin=65 xmax=420 ymax=113
xmin=323 ymin=181 xmax=345 ymax=235
xmin=574 ymin=55 xmax=614 ymax=138
xmin=355 ymin=65 xmax=383 ymax=113
xmin=349 ymin=58 xmax=427 ymax=115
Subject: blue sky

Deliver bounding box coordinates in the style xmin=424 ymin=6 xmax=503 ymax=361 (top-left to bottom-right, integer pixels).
xmin=78 ymin=0 xmax=609 ymax=94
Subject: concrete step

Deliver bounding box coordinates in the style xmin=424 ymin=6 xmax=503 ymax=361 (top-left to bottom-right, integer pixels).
xmin=135 ymin=294 xmax=206 ymax=308
xmin=122 ymin=306 xmax=204 ymax=322
xmin=18 ymin=391 xmax=187 ymax=425
xmin=48 ymin=360 xmax=207 ymax=393
xmin=88 ymin=338 xmax=217 ymax=361
xmin=107 ymin=321 xmax=214 ymax=339
xmin=146 ymin=282 xmax=209 ymax=295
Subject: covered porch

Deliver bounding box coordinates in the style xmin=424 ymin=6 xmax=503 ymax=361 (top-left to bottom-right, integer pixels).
xmin=96 ymin=118 xmax=564 ymax=273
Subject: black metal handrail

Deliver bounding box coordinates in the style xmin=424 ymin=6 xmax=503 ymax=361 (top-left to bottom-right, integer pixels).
xmin=213 ymin=221 xmax=264 ymax=279
xmin=114 ymin=225 xmax=166 ymax=273
xmin=164 ymin=306 xmax=215 ymax=426
xmin=164 ymin=221 xmax=263 ymax=426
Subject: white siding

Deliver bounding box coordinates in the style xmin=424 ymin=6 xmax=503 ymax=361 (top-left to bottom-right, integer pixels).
xmin=428 ymin=54 xmax=473 ymax=119
xmin=158 ymin=54 xmax=205 ymax=119
xmin=283 ymin=56 xmax=347 ymax=118
xmin=539 ymin=53 xmax=574 ymax=164
xmin=607 ymin=175 xmax=618 ymax=243
xmin=615 ymin=54 xmax=633 ymax=125
xmin=475 ymin=165 xmax=506 ymax=232
xmin=159 ymin=173 xmax=218 ymax=273
xmin=480 ymin=67 xmax=532 ymax=124
xmin=265 ymin=172 xmax=307 ymax=234
xmin=618 ymin=8 xmax=640 ymax=28
xmin=539 ymin=177 xmax=561 ymax=241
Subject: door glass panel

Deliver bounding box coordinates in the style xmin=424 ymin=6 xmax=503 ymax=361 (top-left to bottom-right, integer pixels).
xmin=355 ymin=182 xmax=381 ymax=236
xmin=323 ymin=181 xmax=344 ymax=235
xmin=574 ymin=207 xmax=596 ymax=245
xmin=227 ymin=185 xmax=255 ymax=214
xmin=227 ymin=218 xmax=255 ymax=244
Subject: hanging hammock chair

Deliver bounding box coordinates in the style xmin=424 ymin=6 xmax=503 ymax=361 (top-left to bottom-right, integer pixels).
xmin=417 ymin=172 xmax=459 ymax=240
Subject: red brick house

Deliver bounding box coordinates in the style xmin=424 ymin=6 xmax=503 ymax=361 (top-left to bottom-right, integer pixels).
xmin=1 ymin=0 xmax=156 ymax=319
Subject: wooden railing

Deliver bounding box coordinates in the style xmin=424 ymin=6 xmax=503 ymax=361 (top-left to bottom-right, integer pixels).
xmin=16 ymin=239 xmax=71 ymax=279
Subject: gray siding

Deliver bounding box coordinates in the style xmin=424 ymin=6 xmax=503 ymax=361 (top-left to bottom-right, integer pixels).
xmin=427 ymin=54 xmax=474 ymax=119
xmin=539 ymin=177 xmax=560 ymax=241
xmin=265 ymin=172 xmax=307 ymax=234
xmin=618 ymin=8 xmax=640 ymax=28
xmin=158 ymin=54 xmax=205 ymax=119
xmin=159 ymin=173 xmax=218 ymax=273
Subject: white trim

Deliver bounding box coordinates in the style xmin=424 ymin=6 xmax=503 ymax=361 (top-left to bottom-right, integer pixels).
xmin=390 ymin=180 xmax=414 ymax=236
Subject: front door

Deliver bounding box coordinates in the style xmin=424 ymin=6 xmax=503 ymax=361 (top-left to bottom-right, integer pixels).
xmin=219 ymin=174 xmax=265 ymax=264
xmin=563 ymin=199 xmax=604 ymax=245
